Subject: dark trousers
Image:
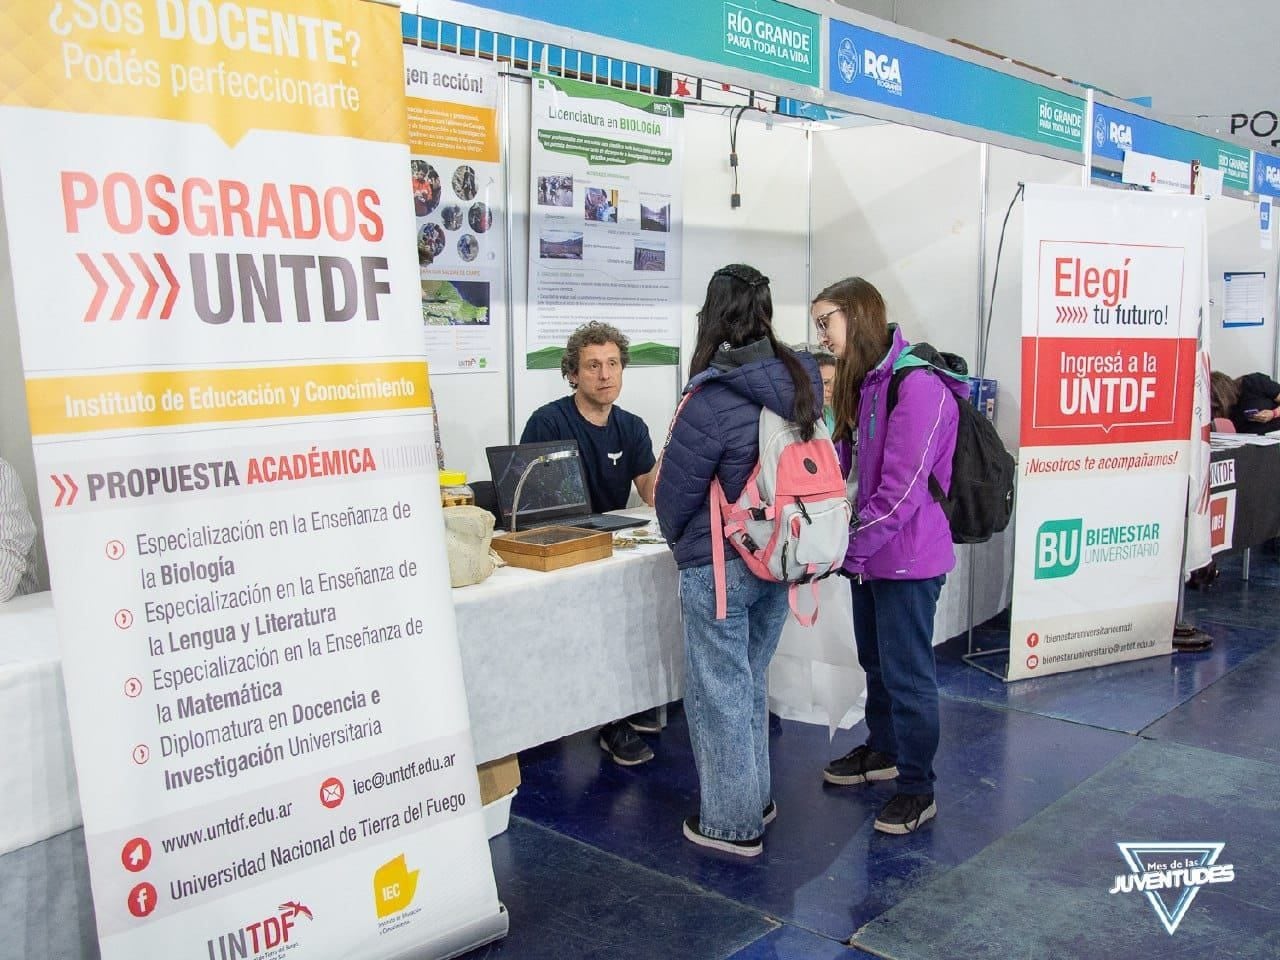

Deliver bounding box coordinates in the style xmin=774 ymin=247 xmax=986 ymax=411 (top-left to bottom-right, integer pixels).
xmin=850 ymin=575 xmax=945 ymax=795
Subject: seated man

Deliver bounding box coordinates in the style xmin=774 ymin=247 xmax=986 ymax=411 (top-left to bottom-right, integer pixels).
xmin=521 ymin=321 xmax=659 ymax=766
xmin=0 ymin=456 xmax=37 ymax=601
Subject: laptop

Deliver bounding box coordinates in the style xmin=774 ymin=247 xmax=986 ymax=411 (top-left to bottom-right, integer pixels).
xmin=484 ymin=440 xmax=651 ymax=533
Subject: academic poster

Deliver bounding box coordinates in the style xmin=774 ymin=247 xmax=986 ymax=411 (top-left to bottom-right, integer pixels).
xmin=406 ymin=45 xmax=505 ymax=375
xmin=1009 ymin=186 xmax=1203 ymax=681
xmin=526 ymin=74 xmax=683 ymax=368
xmin=0 ymin=2 xmax=505 ymax=956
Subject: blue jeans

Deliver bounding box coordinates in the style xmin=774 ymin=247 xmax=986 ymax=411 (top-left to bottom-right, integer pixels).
xmin=680 ymin=557 xmax=790 ymax=841
xmin=850 ymin=575 xmax=944 ymax=795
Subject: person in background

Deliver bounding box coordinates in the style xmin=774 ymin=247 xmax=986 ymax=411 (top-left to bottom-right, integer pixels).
xmin=656 ymin=264 xmax=822 ymax=857
xmin=1225 ymin=371 xmax=1280 ymax=434
xmin=521 ymin=321 xmax=659 ymax=766
xmin=813 ymin=277 xmax=962 ymax=835
xmin=1209 ymin=371 xmax=1238 ymax=424
xmin=816 ymin=350 xmax=838 ymax=433
xmin=0 ymin=456 xmax=37 ymax=601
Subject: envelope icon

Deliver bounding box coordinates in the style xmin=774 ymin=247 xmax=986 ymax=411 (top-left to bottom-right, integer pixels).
xmin=320 ymin=777 xmax=344 ymax=808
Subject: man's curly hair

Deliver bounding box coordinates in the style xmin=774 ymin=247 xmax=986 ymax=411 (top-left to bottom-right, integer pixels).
xmin=562 ymin=321 xmax=630 ymax=386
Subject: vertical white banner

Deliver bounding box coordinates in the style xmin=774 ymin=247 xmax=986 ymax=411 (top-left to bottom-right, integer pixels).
xmin=405 ymin=46 xmax=506 ymax=375
xmin=0 ymin=2 xmax=505 ymax=957
xmin=1009 ymin=186 xmax=1203 ymax=681
xmin=526 ymin=74 xmax=684 ymax=369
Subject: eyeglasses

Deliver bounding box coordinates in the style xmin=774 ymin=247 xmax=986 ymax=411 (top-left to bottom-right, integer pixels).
xmin=813 ymin=307 xmax=844 ymax=333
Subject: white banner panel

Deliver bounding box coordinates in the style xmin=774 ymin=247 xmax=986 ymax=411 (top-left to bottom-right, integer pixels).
xmin=0 ymin=2 xmax=505 ymax=956
xmin=1009 ymin=185 xmax=1204 ymax=680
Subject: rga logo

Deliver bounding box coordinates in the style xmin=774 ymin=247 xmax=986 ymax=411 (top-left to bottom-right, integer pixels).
xmin=1110 ymin=842 xmax=1234 ymax=934
xmin=1108 ymin=121 xmax=1133 ymax=151
xmin=374 ymin=854 xmax=420 ymax=920
xmin=836 ymin=38 xmax=858 ymax=84
xmin=1034 ymin=518 xmax=1161 ymax=579
xmin=1093 ymin=114 xmax=1107 ymax=148
xmin=1264 ymin=166 xmax=1280 ymax=191
xmin=207 ymin=901 xmax=313 ymax=959
xmin=862 ymin=47 xmax=902 ymax=95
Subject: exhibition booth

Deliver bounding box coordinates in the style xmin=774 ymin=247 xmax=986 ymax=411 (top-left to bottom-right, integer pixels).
xmin=1 ymin=0 xmax=1278 ymax=957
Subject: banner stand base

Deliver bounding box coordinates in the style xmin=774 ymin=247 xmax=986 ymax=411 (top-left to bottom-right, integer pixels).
xmin=962 ymin=648 xmax=1010 ymax=682
xmin=386 ymin=904 xmax=509 ymax=960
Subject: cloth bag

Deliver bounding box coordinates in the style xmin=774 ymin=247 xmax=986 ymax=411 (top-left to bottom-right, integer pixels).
xmin=443 ymin=505 xmax=498 ymax=587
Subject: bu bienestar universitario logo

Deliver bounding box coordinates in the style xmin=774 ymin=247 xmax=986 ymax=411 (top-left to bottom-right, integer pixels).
xmin=1109 ymin=842 xmax=1234 ymax=934
xmin=1033 ymin=518 xmax=1162 ymax=580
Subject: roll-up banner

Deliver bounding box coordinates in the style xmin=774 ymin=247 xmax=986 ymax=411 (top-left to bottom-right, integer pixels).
xmin=1009 ymin=185 xmax=1204 ymax=681
xmin=0 ymin=1 xmax=505 ymax=956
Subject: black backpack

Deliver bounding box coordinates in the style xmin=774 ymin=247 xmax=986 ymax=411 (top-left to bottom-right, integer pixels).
xmin=886 ymin=343 xmax=1015 ymax=544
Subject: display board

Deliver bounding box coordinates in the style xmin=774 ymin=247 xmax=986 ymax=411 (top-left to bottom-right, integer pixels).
xmin=1009 ymin=185 xmax=1202 ymax=681
xmin=525 ymin=74 xmax=684 ymax=369
xmin=0 ymin=2 xmax=505 ymax=956
xmin=406 ymin=46 xmax=506 ymax=375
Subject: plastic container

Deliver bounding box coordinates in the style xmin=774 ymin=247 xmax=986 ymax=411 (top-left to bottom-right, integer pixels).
xmin=439 ymin=470 xmax=475 ymax=508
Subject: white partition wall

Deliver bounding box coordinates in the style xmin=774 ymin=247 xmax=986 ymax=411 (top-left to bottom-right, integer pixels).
xmin=981 ymin=147 xmax=1081 ymax=450
xmin=810 ymin=122 xmax=982 ymax=352
xmin=1204 ymin=195 xmax=1279 ymax=379
xmin=425 ymin=76 xmax=812 ymax=487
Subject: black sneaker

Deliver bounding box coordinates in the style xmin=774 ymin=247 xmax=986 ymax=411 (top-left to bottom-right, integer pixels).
xmin=762 ymin=801 xmax=777 ymax=827
xmin=626 ymin=708 xmax=663 ymax=734
xmin=874 ymin=793 xmax=936 ymax=834
xmin=682 ymin=817 xmax=762 ymax=857
xmin=822 ymin=745 xmax=899 ymax=785
xmin=599 ymin=721 xmax=654 ymax=766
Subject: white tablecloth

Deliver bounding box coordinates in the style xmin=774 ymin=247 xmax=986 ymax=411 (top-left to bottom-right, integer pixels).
xmin=0 ymin=593 xmax=80 ymax=856
xmin=454 ymin=539 xmax=683 ymax=764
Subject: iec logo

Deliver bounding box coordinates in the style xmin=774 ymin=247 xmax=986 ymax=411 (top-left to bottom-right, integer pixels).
xmin=1094 ymin=114 xmax=1107 ymax=148
xmin=837 ymin=38 xmax=858 ymax=84
xmin=1034 ymin=518 xmax=1082 ymax=580
xmin=374 ymin=854 xmax=420 ymax=919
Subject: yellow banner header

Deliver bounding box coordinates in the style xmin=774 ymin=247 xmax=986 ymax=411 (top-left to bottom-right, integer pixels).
xmin=0 ymin=0 xmax=406 ymax=146
xmin=27 ymin=360 xmax=430 ymax=435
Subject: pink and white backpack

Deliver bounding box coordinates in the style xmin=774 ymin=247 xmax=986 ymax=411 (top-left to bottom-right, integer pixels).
xmin=710 ymin=408 xmax=850 ymax=626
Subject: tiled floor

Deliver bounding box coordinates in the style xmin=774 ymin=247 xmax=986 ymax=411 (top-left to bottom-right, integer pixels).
xmin=493 ymin=553 xmax=1280 ymax=958
xmin=5 ymin=556 xmax=1278 ymax=959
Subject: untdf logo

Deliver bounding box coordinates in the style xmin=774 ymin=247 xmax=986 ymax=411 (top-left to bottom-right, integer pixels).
xmin=1034 ymin=518 xmax=1081 ymax=580
xmin=1109 ymin=843 xmax=1234 ymax=934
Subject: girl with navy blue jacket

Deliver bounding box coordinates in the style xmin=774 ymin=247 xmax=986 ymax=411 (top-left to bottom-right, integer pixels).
xmin=655 ymin=264 xmax=823 ymax=857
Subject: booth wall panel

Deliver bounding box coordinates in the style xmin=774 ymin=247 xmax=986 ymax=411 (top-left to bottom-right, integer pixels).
xmin=1203 ymin=196 xmax=1279 ymax=380
xmin=810 ymin=123 xmax=981 ymax=358
xmin=981 ymin=147 xmax=1079 ymax=451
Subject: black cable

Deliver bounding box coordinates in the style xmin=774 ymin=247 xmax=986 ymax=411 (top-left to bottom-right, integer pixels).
xmin=979 ymin=182 xmax=1025 ymax=377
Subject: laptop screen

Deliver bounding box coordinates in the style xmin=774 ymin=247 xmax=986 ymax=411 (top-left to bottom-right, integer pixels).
xmin=485 ymin=440 xmax=590 ymax=529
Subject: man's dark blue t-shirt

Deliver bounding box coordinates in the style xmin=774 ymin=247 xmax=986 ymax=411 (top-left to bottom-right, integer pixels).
xmin=520 ymin=396 xmax=655 ymax=512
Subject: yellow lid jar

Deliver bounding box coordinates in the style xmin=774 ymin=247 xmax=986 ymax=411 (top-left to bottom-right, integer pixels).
xmin=439 ymin=470 xmax=475 ymax=508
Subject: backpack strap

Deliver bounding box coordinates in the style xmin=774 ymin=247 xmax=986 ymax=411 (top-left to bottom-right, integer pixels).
xmin=885 ymin=348 xmax=958 ymax=506
xmin=710 ymin=479 xmax=729 ymax=620
xmin=787 ymin=569 xmax=821 ymax=628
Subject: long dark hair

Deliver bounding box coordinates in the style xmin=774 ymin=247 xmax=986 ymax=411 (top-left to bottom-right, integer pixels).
xmin=813 ymin=277 xmax=891 ymax=440
xmin=691 ymin=263 xmax=818 ymax=440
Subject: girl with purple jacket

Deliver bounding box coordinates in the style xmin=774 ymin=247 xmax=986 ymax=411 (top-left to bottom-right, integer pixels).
xmin=812 ymin=277 xmax=963 ymax=835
